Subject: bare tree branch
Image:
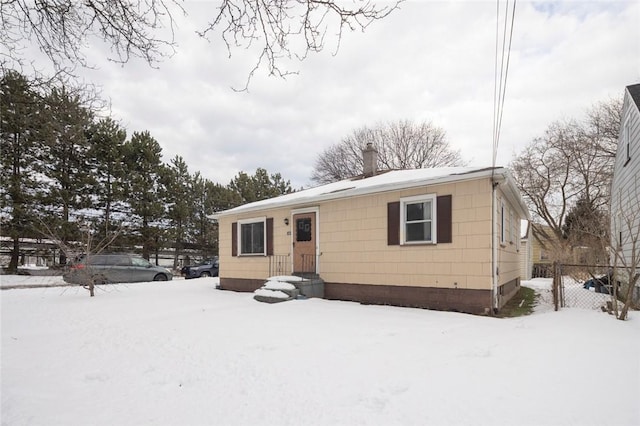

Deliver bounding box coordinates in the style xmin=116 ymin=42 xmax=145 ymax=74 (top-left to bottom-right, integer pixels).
xmin=311 ymin=119 xmax=466 ymax=184
xmin=36 ymin=216 xmax=125 ymax=297
xmin=1 ymin=0 xmax=180 ymax=76
xmin=511 ymin=98 xmax=622 ymax=261
xmin=1 ymin=0 xmax=400 ymax=87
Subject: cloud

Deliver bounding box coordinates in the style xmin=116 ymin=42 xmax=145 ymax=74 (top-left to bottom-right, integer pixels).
xmin=58 ymin=0 xmax=640 ymax=189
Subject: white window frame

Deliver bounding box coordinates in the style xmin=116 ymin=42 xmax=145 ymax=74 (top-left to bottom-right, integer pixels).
xmin=509 ymin=210 xmax=515 ymax=244
xmin=624 ymin=117 xmax=631 ymax=166
xmin=400 ymin=194 xmax=437 ymax=245
xmin=238 ymin=217 xmax=267 ymax=256
xmin=500 ymin=200 xmax=506 ymax=245
xmin=540 ymin=248 xmax=549 ymax=261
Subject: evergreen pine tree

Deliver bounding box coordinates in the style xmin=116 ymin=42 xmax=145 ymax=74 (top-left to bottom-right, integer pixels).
xmin=123 ymin=131 xmax=165 ymax=261
xmin=0 ymin=71 xmax=45 ymax=271
xmin=38 ymin=86 xmax=94 ymax=264
xmin=87 ymin=117 xmax=128 ymax=241
xmin=162 ymin=155 xmax=193 ymax=268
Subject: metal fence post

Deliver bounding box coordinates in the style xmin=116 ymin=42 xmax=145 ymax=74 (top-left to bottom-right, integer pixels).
xmin=553 ymin=261 xmax=560 ymax=311
xmin=559 ymin=263 xmax=565 ymax=308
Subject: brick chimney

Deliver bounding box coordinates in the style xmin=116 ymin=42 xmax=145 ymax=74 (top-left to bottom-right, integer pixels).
xmin=362 ymin=142 xmax=378 ymax=177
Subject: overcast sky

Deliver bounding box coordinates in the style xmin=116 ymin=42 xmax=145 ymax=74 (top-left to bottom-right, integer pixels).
xmin=67 ymin=0 xmax=640 ymax=189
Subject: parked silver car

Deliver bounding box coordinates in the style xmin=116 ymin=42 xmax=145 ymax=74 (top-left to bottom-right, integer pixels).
xmin=63 ymin=254 xmax=173 ymax=284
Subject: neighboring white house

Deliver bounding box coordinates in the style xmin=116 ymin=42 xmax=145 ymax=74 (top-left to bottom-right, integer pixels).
xmin=519 ymin=220 xmax=532 ymax=280
xmin=610 ymin=83 xmax=640 ymax=305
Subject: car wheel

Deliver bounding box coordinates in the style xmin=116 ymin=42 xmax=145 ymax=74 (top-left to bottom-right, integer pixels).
xmin=200 ymin=271 xmax=211 ymax=278
xmin=153 ymin=274 xmax=168 ymax=281
xmin=93 ymin=275 xmax=107 ymax=285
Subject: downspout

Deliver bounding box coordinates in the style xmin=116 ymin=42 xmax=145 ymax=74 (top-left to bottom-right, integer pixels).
xmin=491 ymin=173 xmax=505 ymax=314
xmin=491 ymin=179 xmax=498 ymax=314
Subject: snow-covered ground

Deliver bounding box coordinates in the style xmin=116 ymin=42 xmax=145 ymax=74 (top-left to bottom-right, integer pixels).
xmin=1 ymin=276 xmax=639 ymax=426
xmin=1 ymin=273 xmax=70 ymax=289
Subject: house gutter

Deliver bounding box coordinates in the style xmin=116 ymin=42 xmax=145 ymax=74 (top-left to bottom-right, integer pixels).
xmin=491 ymin=174 xmax=505 ymax=314
xmin=212 ymin=167 xmax=510 ymax=220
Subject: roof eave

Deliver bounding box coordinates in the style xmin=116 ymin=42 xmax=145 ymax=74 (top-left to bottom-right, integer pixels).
xmin=499 ymin=171 xmax=531 ymax=220
xmin=212 ymin=167 xmax=518 ymax=219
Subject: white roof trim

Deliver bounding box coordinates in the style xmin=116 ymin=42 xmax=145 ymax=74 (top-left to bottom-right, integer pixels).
xmin=212 ymin=166 xmax=530 ymax=220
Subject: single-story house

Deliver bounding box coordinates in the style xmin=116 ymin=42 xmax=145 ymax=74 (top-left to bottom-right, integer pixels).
xmin=530 ymin=223 xmax=557 ymax=265
xmin=213 ymin=159 xmax=530 ymax=315
xmin=611 ymin=83 xmax=640 ymax=305
xmin=528 ymin=223 xmax=559 ymax=277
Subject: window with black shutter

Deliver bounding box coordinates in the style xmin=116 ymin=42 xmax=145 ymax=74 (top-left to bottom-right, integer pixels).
xmin=387 ymin=194 xmax=452 ymax=245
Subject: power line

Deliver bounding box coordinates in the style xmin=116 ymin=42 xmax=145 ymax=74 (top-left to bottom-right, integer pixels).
xmin=492 ymin=0 xmax=517 ymax=168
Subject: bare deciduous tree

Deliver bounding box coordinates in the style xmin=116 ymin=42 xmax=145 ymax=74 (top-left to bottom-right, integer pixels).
xmin=1 ymin=0 xmax=400 ymax=86
xmin=585 ymin=98 xmax=623 ymax=158
xmin=512 ymin=126 xmax=573 ymax=256
xmin=511 ymin=98 xmax=622 ymax=259
xmin=311 ymin=119 xmax=466 ymax=184
xmin=562 ymin=197 xmax=609 ymax=265
xmin=1 ymin=1 xmax=178 ymax=72
xmin=38 ymin=218 xmax=124 ymax=297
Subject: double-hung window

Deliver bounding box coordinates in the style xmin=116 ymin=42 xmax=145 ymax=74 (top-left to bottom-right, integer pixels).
xmin=238 ymin=217 xmax=266 ymax=255
xmin=624 ymin=118 xmax=631 ymax=166
xmin=400 ymin=194 xmax=437 ymax=244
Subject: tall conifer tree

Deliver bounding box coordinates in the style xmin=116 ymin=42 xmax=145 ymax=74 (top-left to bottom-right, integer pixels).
xmin=38 ymin=86 xmax=94 ymax=264
xmin=0 ymin=71 xmax=44 ymax=271
xmin=87 ymin=117 xmax=128 ymax=240
xmin=124 ymin=131 xmax=165 ymax=261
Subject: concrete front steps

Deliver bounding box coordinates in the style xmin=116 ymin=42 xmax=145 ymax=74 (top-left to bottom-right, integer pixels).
xmin=253 ymin=275 xmax=324 ymax=303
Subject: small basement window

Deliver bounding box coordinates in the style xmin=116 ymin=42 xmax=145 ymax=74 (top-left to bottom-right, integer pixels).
xmin=400 ymin=194 xmax=437 ymax=244
xmin=238 ymin=217 xmax=266 ymax=255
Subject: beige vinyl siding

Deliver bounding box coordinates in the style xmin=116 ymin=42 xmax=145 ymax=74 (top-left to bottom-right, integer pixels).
xmin=318 ymin=179 xmax=492 ymax=290
xmin=219 ymin=177 xmax=498 ymax=291
xmin=495 ymin=187 xmax=522 ymax=288
xmin=531 ymin=238 xmax=548 ymax=264
xmin=219 ymin=206 xmax=292 ymax=279
xmin=519 ymin=239 xmax=532 ymax=280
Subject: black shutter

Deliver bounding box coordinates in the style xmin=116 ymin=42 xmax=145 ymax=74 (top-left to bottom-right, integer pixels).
xmin=387 ymin=202 xmax=400 ymax=245
xmin=231 ymin=222 xmax=237 ymax=256
xmin=266 ymin=218 xmax=274 ymax=255
xmin=437 ymin=195 xmax=452 ymax=244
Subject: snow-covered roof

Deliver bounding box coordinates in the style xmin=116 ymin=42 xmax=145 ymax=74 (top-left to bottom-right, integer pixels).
xmin=213 ymin=166 xmax=530 ymax=219
xmin=627 ymin=83 xmax=640 ymax=111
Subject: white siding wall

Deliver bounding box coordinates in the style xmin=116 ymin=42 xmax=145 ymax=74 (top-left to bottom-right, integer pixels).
xmin=519 ymin=239 xmax=532 ymax=280
xmin=611 ymin=85 xmax=640 ymax=300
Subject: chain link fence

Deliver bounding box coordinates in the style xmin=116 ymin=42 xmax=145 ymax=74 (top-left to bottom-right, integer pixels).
xmin=555 ymin=263 xmax=621 ymax=311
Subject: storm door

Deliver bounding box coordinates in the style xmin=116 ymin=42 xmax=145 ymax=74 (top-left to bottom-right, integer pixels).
xmin=292 ymin=212 xmax=317 ymax=275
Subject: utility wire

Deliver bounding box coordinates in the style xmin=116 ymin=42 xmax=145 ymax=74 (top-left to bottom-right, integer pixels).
xmin=492 ymin=0 xmax=517 ymax=169
xmin=492 ymin=0 xmax=501 ymax=170
xmin=496 ymin=0 xmax=517 ymax=161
